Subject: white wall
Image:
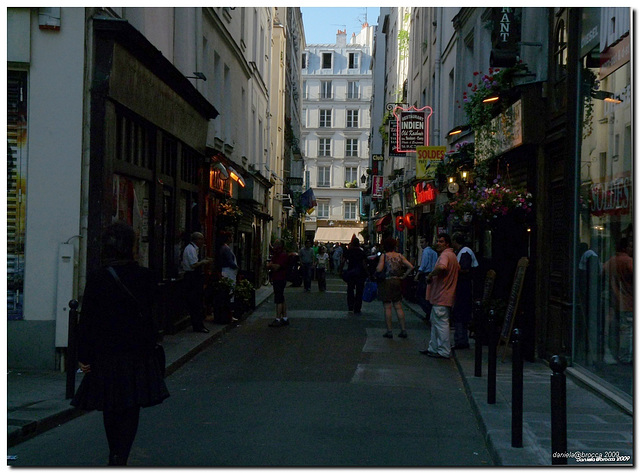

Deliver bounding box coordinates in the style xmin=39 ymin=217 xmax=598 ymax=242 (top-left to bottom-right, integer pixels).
xmin=22 ymin=7 xmax=85 ymax=322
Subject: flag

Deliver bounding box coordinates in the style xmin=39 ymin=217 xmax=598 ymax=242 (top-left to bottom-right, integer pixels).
xmin=300 ymin=188 xmax=317 ymax=210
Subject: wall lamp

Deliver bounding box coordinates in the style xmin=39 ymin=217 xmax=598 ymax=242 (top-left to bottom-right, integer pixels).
xmin=482 ymin=93 xmax=500 ymax=103
xmin=212 ymin=161 xmax=229 ymax=179
xmin=186 ymin=72 xmax=207 ymax=81
xmin=228 ymin=166 xmax=246 ymax=187
xmin=591 ymin=90 xmax=622 ymax=104
xmin=448 ymin=124 xmax=470 ymax=136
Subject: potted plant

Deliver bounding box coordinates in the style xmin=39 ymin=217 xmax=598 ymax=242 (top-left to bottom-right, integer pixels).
xmin=209 ymin=276 xmax=235 ymax=324
xmin=233 ymin=278 xmax=255 ymax=316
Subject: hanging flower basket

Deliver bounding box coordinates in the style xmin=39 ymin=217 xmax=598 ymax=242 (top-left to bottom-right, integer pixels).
xmin=446 ymin=183 xmax=533 ymax=224
xmin=218 ymin=202 xmax=243 ymax=229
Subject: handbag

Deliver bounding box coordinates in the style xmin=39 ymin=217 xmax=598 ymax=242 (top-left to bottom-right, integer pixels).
xmin=362 ymin=280 xmax=378 ymax=302
xmin=106 ymin=266 xmax=166 ymax=376
xmin=373 ymin=254 xmax=386 ymax=282
xmin=342 ymin=266 xmax=359 ymax=283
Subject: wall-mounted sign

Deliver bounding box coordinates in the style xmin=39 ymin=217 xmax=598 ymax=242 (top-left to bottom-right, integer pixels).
xmin=476 ymin=99 xmax=523 ymax=161
xmin=388 ymin=119 xmax=403 ymax=157
xmin=286 ymin=177 xmax=303 ymax=186
xmin=415 ymin=181 xmax=438 ymax=205
xmin=392 ymin=105 xmax=433 ymax=153
xmin=372 ymin=176 xmax=384 ymax=199
xmin=416 ymin=146 xmax=446 ymax=180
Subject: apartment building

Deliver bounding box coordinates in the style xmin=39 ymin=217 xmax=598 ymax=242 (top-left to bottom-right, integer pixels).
xmin=301 ymin=25 xmax=374 ymax=244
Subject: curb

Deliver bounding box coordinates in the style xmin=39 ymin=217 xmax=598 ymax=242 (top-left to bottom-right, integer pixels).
xmin=7 ymin=285 xmax=273 ymax=449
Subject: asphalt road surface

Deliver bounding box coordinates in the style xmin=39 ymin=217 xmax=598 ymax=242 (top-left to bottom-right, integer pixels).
xmin=8 ymin=273 xmax=493 ymax=467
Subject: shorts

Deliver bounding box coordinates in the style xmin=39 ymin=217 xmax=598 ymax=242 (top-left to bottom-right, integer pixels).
xmin=273 ymin=279 xmax=286 ymax=304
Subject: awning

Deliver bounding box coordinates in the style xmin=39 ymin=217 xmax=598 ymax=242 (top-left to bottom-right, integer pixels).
xmin=375 ymin=215 xmax=391 ymax=232
xmin=314 ymin=227 xmax=364 ymax=244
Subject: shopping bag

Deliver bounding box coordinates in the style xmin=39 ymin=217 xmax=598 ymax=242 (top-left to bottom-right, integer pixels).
xmin=362 ymin=280 xmax=378 ymax=302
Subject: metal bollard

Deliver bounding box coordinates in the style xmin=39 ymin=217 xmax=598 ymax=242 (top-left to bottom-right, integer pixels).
xmin=474 ymin=301 xmax=482 ymax=377
xmin=550 ymin=355 xmax=568 ymax=465
xmin=487 ymin=310 xmax=497 ymax=404
xmin=65 ymin=299 xmax=79 ymax=399
xmin=511 ymin=328 xmax=523 ymax=448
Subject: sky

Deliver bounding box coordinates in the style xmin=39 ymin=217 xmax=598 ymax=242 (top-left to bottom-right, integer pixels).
xmin=300 ymin=7 xmax=381 ymax=45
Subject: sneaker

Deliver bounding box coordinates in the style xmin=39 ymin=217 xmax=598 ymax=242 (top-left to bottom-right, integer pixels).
xmin=383 ymin=331 xmax=393 ymax=339
xmin=269 ymin=319 xmax=284 ymax=327
xmin=398 ymin=330 xmax=408 ymax=339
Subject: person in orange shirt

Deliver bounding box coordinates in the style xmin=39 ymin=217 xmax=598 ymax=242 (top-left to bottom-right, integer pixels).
xmin=420 ymin=233 xmax=460 ymax=359
xmin=602 ymin=237 xmax=633 ymax=364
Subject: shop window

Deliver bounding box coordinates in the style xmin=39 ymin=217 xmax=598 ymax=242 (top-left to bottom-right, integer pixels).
xmin=575 ymin=55 xmax=632 ymax=397
xmin=116 ymin=110 xmax=153 ymax=170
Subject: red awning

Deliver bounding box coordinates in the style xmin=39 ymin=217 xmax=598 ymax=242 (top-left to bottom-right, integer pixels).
xmin=375 ymin=215 xmax=391 ymax=232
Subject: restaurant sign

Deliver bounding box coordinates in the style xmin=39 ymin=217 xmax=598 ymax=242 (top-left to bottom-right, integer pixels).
xmin=392 ymin=105 xmax=433 ymax=153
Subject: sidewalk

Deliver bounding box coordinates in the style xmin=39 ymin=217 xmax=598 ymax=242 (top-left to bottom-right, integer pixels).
xmin=402 ymin=299 xmax=634 ymax=466
xmin=7 ymin=283 xmax=274 ymax=449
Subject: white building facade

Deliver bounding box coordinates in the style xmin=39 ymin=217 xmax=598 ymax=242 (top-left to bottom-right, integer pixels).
xmin=301 ymin=25 xmax=374 ymax=244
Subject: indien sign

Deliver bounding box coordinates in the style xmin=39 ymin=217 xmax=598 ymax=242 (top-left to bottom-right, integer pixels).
xmin=392 ymin=105 xmax=433 ymax=153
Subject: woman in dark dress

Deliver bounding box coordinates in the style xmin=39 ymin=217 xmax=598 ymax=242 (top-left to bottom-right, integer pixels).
xmin=71 ymin=222 xmax=169 ymax=466
xmin=340 ymin=235 xmax=368 ymax=314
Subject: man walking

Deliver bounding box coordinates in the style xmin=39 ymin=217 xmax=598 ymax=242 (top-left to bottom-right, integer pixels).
xmin=414 ymin=236 xmax=438 ymax=318
xmin=299 ymin=239 xmax=315 ymax=292
xmin=420 ymin=233 xmax=460 ymax=359
xmin=182 ymin=232 xmax=212 ymax=333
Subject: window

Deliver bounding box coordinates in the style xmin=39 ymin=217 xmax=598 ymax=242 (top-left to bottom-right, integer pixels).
xmin=321 ymin=80 xmax=332 ymax=99
xmin=319 ymin=109 xmax=332 ymax=127
xmin=344 ymin=201 xmax=358 ymax=219
xmin=322 ymin=52 xmax=332 ymax=69
xmin=345 ymin=166 xmax=358 ymax=183
xmin=348 ymin=52 xmax=359 ymax=69
xmin=301 ymin=108 xmax=307 ymax=127
xmin=319 ymin=138 xmax=331 ymax=156
xmin=317 ymin=201 xmax=330 ymax=219
xmin=318 ymin=166 xmax=331 ymax=187
xmin=346 ymin=109 xmax=359 ymax=128
xmin=554 ymin=19 xmax=568 ymax=80
xmin=302 ymin=80 xmax=308 ymax=99
xmin=302 ymin=53 xmax=307 ymax=69
xmin=346 ymin=139 xmax=358 ymax=157
xmin=347 ymin=81 xmax=360 ymax=99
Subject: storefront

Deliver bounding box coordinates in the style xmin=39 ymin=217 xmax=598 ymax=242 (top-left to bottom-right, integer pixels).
xmin=573 ymin=8 xmax=631 ymax=398
xmin=88 ymin=18 xmax=218 ymax=278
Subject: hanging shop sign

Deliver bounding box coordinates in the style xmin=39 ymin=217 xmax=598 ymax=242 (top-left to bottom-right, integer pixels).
xmin=372 ymin=176 xmax=384 ymax=200
xmin=392 ymin=105 xmax=433 ymax=153
xmin=415 ymin=181 xmax=438 ymax=205
xmin=589 ymin=175 xmax=631 ymax=216
xmin=599 ymin=34 xmax=630 ymax=80
xmin=396 ymin=215 xmax=405 ymax=231
xmin=404 ymin=213 xmax=416 ymax=230
xmin=416 ymin=146 xmax=446 ymax=180
xmin=388 ymin=119 xmax=403 ymax=157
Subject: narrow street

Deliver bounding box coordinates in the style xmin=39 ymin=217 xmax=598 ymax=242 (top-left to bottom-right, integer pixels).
xmin=9 ymin=273 xmax=492 ymax=467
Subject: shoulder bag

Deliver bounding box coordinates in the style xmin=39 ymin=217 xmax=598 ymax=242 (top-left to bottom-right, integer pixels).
xmin=106 ymin=267 xmax=166 ymax=377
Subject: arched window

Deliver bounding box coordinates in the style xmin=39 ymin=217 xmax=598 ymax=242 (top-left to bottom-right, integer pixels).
xmin=553 ymin=19 xmax=568 ymax=80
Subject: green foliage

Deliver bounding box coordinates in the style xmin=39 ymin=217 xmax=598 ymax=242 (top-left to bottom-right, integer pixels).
xmin=233 ymin=278 xmax=254 ymax=306
xmin=398 ymin=30 xmax=410 ymax=60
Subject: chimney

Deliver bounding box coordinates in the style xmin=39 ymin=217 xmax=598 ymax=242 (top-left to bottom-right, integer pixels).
xmin=336 ymin=29 xmax=347 ymax=46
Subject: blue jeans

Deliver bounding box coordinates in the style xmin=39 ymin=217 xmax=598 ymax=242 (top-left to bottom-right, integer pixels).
xmin=301 ymin=263 xmax=313 ymax=290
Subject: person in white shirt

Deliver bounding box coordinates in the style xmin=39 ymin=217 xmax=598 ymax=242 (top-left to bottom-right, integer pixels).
xmin=451 ymin=233 xmax=479 ymax=349
xmin=181 ymin=232 xmax=212 ymax=333
xmin=315 ymin=246 xmax=330 ymax=291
